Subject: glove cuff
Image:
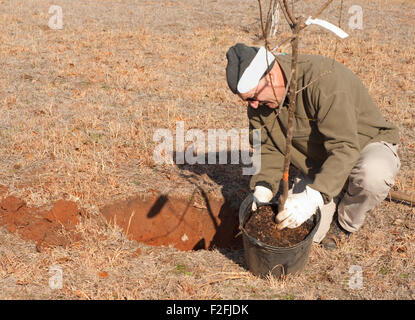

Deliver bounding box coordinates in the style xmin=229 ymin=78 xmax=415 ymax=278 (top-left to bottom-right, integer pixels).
xmin=254 ymin=186 xmax=273 ymax=203
xmin=254 ymin=181 xmax=273 ymax=192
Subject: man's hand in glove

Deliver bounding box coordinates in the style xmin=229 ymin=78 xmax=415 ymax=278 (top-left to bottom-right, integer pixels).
xmin=251 ymin=186 xmax=273 ymax=211
xmin=276 ymin=186 xmax=323 ymax=229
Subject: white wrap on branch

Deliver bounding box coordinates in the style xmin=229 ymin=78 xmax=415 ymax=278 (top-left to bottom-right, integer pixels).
xmin=305 ymin=16 xmax=349 ymax=39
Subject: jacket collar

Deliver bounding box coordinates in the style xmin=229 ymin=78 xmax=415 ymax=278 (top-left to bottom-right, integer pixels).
xmin=274 ymin=54 xmax=292 ymax=107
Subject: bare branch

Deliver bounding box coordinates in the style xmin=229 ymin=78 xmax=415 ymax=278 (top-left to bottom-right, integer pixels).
xmin=313 ymin=0 xmax=335 ymax=20
xmin=278 ymin=28 xmax=299 ymax=215
xmin=293 ymin=0 xmax=336 ymax=31
xmin=281 ymin=0 xmax=296 ymax=26
xmin=278 ymin=71 xmax=292 ymax=110
xmin=256 ymin=0 xmax=341 ymax=221
xmin=271 ymin=35 xmax=294 ymax=53
xmin=278 ymin=0 xmax=293 ymax=28
xmin=258 ymin=0 xmax=281 ymax=109
xmin=257 ymin=0 xmax=268 ymax=46
xmin=264 ymin=0 xmax=272 ymax=40
xmin=388 ymin=190 xmax=415 ymax=206
xmin=295 ymin=67 xmax=334 ymax=94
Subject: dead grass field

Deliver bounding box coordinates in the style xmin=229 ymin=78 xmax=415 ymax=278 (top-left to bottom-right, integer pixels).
xmin=0 ymin=0 xmax=414 ymax=300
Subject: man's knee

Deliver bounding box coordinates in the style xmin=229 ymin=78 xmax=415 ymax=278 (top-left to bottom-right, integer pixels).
xmin=350 ymin=160 xmax=396 ymax=197
xmin=349 ymin=143 xmax=400 ymax=197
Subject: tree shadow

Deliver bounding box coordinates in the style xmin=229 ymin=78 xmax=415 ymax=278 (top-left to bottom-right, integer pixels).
xmin=173 ymin=150 xmax=252 ymax=269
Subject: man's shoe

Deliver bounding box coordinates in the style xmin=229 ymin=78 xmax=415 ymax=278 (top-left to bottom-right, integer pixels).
xmin=320 ymin=219 xmax=351 ymax=250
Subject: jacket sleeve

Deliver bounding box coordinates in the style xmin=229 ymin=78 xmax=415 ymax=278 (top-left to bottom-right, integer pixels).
xmin=248 ymin=114 xmax=285 ymax=194
xmin=308 ymin=88 xmax=361 ymax=202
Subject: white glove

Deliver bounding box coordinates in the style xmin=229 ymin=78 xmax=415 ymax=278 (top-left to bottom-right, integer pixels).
xmin=276 ymin=186 xmax=323 ymax=229
xmin=252 ymin=186 xmax=273 ymax=211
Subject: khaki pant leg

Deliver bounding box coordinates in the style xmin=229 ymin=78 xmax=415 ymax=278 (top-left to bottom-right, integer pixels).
xmin=338 ymin=141 xmax=401 ymax=233
xmin=312 ymin=199 xmax=337 ymax=243
xmin=286 ymin=172 xmax=337 ymax=243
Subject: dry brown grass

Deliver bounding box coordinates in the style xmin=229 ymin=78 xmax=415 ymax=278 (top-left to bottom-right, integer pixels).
xmin=0 ymin=0 xmax=414 ymax=299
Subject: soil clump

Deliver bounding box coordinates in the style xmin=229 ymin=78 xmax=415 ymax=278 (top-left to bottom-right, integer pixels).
xmin=0 ymin=188 xmax=83 ymax=251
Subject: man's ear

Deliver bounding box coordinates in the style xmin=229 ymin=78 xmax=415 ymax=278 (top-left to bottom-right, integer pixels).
xmin=264 ymin=71 xmax=273 ymax=86
xmin=269 ymin=65 xmax=281 ymax=86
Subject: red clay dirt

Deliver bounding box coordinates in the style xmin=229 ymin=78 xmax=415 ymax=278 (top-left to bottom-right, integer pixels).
xmin=0 ymin=185 xmax=83 ymax=251
xmin=100 ymin=192 xmax=242 ymax=251
xmin=0 ymin=185 xmax=243 ymax=252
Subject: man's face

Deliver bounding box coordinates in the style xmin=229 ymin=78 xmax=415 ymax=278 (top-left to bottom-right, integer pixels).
xmin=238 ymin=74 xmax=280 ymax=109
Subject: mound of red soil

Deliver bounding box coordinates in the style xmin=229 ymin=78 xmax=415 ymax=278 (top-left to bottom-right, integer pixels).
xmin=0 ymin=187 xmax=83 ymax=251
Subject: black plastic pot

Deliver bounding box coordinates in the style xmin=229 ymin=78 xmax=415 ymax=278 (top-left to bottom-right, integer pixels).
xmin=239 ymin=194 xmax=321 ymax=278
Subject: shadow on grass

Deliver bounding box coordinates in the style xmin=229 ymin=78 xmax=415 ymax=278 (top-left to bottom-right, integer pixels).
xmin=173 ymin=150 xmax=252 ymax=269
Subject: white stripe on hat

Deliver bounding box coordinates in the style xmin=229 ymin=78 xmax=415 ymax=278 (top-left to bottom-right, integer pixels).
xmin=237 ymin=46 xmax=275 ymax=94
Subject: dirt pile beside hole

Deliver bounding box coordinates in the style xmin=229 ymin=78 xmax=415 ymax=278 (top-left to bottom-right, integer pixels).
xmin=0 ymin=188 xmax=83 ymax=251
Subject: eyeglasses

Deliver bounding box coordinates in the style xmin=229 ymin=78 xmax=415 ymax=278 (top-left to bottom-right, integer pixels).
xmin=244 ymin=85 xmax=279 ymax=108
xmin=244 ymin=83 xmax=273 ymax=105
xmin=246 ymin=95 xmax=259 ymax=102
xmin=242 ymin=74 xmax=282 ymax=109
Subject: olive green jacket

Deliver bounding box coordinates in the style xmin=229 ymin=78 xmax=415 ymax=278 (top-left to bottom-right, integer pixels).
xmin=249 ymin=54 xmax=399 ymax=203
